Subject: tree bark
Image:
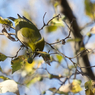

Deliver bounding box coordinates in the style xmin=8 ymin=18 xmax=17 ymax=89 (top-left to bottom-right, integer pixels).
xmin=60 ymin=0 xmax=95 ymax=80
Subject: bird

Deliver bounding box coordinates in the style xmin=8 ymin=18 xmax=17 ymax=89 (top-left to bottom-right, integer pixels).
xmin=8 ymin=14 xmax=45 ymax=63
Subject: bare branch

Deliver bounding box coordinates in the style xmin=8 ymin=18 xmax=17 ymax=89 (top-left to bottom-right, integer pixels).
xmin=39 ymin=13 xmax=61 ymax=31
xmin=0 ymin=33 xmax=16 ymax=35
xmin=1 ymin=28 xmax=16 ymax=41
xmin=47 ymin=18 xmax=74 ymax=45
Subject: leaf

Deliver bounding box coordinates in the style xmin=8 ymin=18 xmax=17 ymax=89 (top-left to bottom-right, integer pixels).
xmin=67 ymin=38 xmax=81 ymax=42
xmin=49 ymin=87 xmax=67 ymax=94
xmin=85 ymin=80 xmax=95 ymax=95
xmin=46 ymin=25 xmax=58 ymax=32
xmin=85 ymin=80 xmax=92 ymax=89
xmin=85 ymin=89 xmax=94 ymax=95
xmin=37 ymin=51 xmax=51 ymax=65
xmin=56 ymin=54 xmax=63 ymax=63
xmin=50 ymin=16 xmax=64 ymax=26
xmin=45 ymin=15 xmax=64 ymax=32
xmin=0 ymin=17 xmax=13 ymax=26
xmin=0 ymin=53 xmax=7 ymax=61
xmin=11 ymin=55 xmax=25 ymax=73
xmin=49 ymin=74 xmax=62 ymax=79
xmin=54 ymin=1 xmax=59 ymax=8
xmin=71 ymin=79 xmax=82 ymax=93
xmin=79 ymin=47 xmax=85 ymax=51
xmin=0 ymin=75 xmax=9 ymax=80
xmin=85 ymin=0 xmax=95 ymax=18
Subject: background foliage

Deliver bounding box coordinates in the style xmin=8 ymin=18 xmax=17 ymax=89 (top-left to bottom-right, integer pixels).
xmin=0 ymin=0 xmax=95 ymax=95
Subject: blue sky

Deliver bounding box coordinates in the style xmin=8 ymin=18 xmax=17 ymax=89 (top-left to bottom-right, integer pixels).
xmin=0 ymin=0 xmax=95 ymax=95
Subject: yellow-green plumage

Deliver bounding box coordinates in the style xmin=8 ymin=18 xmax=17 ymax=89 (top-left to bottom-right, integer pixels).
xmin=9 ymin=14 xmax=45 ymax=54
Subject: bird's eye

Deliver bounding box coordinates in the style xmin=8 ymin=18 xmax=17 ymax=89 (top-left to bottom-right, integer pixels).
xmin=36 ymin=48 xmax=39 ymax=51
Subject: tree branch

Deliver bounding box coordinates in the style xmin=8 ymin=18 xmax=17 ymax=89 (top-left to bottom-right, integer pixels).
xmin=60 ymin=0 xmax=95 ymax=80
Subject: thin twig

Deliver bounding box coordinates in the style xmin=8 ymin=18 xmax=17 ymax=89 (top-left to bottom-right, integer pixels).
xmin=48 ymin=18 xmax=74 ymax=45
xmin=0 ymin=33 xmax=16 ymax=35
xmin=39 ymin=13 xmax=60 ymax=31
xmin=8 ymin=46 xmax=24 ymax=58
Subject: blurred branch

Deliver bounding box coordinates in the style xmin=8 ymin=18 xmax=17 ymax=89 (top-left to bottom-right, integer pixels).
xmin=48 ymin=18 xmax=74 ymax=45
xmin=59 ymin=0 xmax=95 ymax=80
xmin=0 ymin=33 xmax=15 ymax=35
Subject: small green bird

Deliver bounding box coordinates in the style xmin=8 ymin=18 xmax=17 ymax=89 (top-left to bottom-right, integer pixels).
xmin=8 ymin=14 xmax=45 ymax=62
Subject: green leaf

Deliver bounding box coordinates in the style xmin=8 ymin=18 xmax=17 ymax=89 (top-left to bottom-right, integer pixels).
xmin=85 ymin=0 xmax=95 ymax=18
xmin=45 ymin=25 xmax=58 ymax=32
xmin=85 ymin=89 xmax=94 ymax=95
xmin=67 ymin=38 xmax=81 ymax=42
xmin=85 ymin=80 xmax=95 ymax=94
xmin=0 ymin=75 xmax=9 ymax=80
xmin=45 ymin=15 xmax=64 ymax=32
xmin=11 ymin=55 xmax=25 ymax=73
xmin=0 ymin=53 xmax=7 ymax=61
xmin=51 ymin=18 xmax=64 ymax=27
xmin=37 ymin=51 xmax=51 ymax=66
xmin=0 ymin=17 xmax=13 ymax=26
xmin=49 ymin=87 xmax=68 ymax=94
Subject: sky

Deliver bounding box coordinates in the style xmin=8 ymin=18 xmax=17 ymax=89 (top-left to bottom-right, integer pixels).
xmin=0 ymin=0 xmax=95 ymax=95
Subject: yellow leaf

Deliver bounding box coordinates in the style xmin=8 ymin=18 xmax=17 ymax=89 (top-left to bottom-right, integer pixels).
xmin=0 ymin=76 xmax=9 ymax=80
xmin=54 ymin=2 xmax=59 ymax=8
xmin=45 ymin=25 xmax=58 ymax=32
xmin=24 ymin=60 xmax=35 ymax=72
xmin=56 ymin=54 xmax=63 ymax=63
xmin=0 ymin=17 xmax=13 ymax=26
xmin=71 ymin=79 xmax=82 ymax=93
